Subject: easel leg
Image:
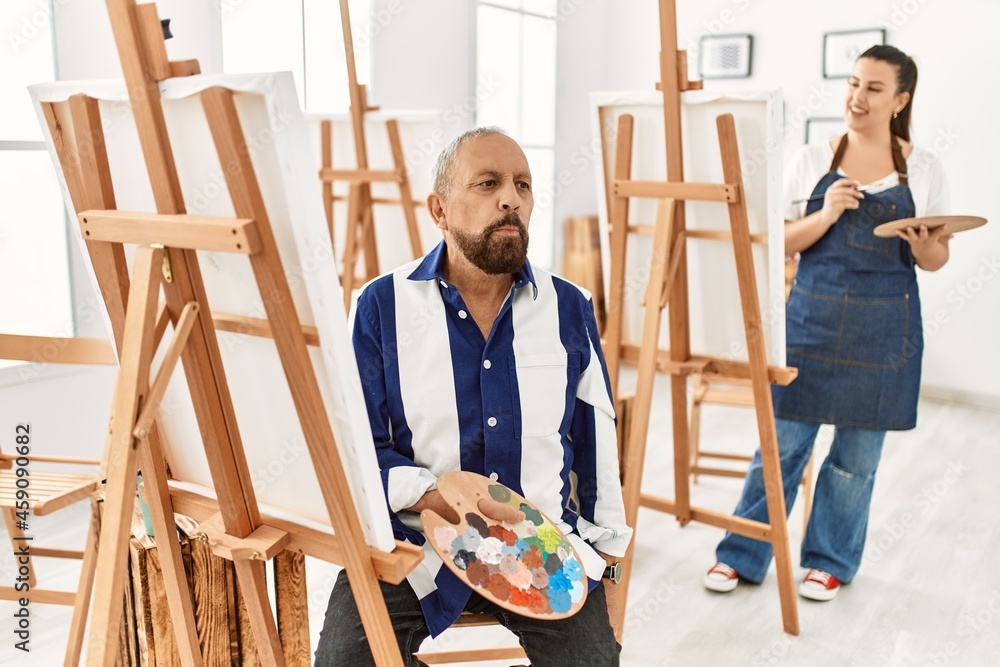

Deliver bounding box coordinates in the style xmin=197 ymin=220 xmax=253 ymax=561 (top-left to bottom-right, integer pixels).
xmin=63 ymin=495 xmax=100 ymax=667
xmin=360 ymin=184 xmax=379 ymax=280
xmin=604 ymin=114 xmax=635 ymax=394
xmin=321 ymin=120 xmax=334 ymax=244
xmin=342 ymin=184 xmax=362 ymax=310
xmin=137 ymin=428 xmax=202 ymax=665
xmin=616 ymin=198 xmax=676 ymax=633
xmin=717 ymin=114 xmax=798 ymax=635
xmin=233 ymin=559 xmax=285 ymax=666
xmin=386 ymin=119 xmax=422 ymax=260
xmin=86 ymin=246 xmax=166 ymax=667
xmin=761 ymin=426 xmax=798 ymax=634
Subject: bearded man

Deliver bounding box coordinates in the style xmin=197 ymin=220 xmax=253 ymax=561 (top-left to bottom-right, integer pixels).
xmin=315 ymin=128 xmax=631 ymax=667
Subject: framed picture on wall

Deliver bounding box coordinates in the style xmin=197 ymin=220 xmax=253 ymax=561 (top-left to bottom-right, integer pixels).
xmin=806 ymin=117 xmax=848 ymax=144
xmin=823 ymin=28 xmax=886 ymax=78
xmin=699 ymin=34 xmax=753 ymax=79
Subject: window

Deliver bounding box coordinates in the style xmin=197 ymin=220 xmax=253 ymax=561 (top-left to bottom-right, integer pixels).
xmin=476 ymin=1 xmax=557 ymax=269
xmin=0 ymin=1 xmax=73 ymax=372
xmin=221 ymin=0 xmax=372 ymax=112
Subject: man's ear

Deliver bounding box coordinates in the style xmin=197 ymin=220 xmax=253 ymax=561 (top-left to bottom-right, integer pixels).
xmin=428 ymin=193 xmax=447 ymax=231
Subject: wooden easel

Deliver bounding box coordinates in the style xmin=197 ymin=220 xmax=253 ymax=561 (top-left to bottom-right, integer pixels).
xmin=320 ymin=0 xmax=423 ymax=310
xmin=603 ymin=0 xmax=801 ymax=635
xmin=40 ymin=2 xmax=421 ymax=665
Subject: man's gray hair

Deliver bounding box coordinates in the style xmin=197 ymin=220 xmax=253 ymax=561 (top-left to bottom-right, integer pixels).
xmin=432 ymin=126 xmax=509 ymax=198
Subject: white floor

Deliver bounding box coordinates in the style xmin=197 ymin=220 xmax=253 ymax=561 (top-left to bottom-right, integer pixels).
xmin=4 ymin=383 xmax=999 ymax=666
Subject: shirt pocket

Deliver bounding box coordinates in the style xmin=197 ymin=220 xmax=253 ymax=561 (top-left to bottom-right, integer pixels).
xmin=511 ymin=352 xmax=581 ymax=437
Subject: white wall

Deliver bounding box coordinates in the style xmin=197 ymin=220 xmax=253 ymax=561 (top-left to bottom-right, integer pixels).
xmin=371 ymin=0 xmax=475 ymax=129
xmin=554 ymin=0 xmax=1000 ymax=406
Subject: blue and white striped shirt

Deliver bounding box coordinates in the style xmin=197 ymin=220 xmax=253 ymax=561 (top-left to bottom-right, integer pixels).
xmin=351 ymin=241 xmax=632 ymax=637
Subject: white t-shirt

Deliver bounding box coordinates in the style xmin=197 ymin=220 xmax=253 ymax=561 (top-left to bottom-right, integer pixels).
xmin=784 ymin=142 xmax=950 ymax=221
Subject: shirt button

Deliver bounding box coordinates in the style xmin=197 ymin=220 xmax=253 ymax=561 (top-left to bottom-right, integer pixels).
xmin=489 ymin=472 xmax=499 ymax=481
xmin=487 ymin=417 xmax=497 ymax=427
xmin=440 ymin=280 xmax=449 ymax=288
xmin=458 ymin=310 xmax=468 ymax=319
xmin=483 ymin=359 xmax=491 ymax=369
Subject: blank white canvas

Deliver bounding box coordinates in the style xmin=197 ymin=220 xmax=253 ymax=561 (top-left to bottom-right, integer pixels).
xmin=30 ymin=72 xmax=396 ymax=551
xmin=591 ymin=90 xmax=786 ymax=367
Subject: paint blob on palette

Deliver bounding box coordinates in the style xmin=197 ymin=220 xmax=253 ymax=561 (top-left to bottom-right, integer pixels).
xmin=421 ymin=471 xmax=588 ymax=619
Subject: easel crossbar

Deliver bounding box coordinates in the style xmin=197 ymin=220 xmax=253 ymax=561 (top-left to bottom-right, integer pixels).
xmin=319 ymin=167 xmax=401 ymax=183
xmin=79 ymin=209 xmax=261 ymax=254
xmin=613 ymin=179 xmax=739 ymax=202
xmin=638 ymin=495 xmax=772 ymax=540
xmin=212 ymin=312 xmax=322 ymax=347
xmin=616 ymin=346 xmax=797 ymax=385
xmin=168 ymin=485 xmax=423 ymax=585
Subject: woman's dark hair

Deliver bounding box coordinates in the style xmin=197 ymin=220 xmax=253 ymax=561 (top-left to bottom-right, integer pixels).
xmin=859 ymin=44 xmax=918 ymax=142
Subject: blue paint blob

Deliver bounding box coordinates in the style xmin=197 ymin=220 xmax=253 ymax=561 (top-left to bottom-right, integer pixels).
xmin=562 ymin=557 xmax=582 ymax=580
xmin=548 ymin=589 xmax=572 ymax=613
xmin=548 ymin=571 xmax=571 ymax=592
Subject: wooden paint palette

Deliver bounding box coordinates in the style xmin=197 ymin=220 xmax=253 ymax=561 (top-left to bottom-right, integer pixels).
xmin=873 ymin=215 xmax=987 ymax=238
xmin=421 ymin=471 xmax=588 ymax=619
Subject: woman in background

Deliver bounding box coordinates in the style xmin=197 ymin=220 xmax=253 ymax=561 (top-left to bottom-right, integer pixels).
xmin=704 ymin=44 xmax=950 ymax=601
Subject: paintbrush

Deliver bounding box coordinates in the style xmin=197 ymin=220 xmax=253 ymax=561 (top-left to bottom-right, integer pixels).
xmin=792 ymin=182 xmax=885 ymax=205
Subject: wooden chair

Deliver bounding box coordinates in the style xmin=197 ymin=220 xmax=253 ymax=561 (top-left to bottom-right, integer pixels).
xmin=414 ymin=613 xmax=526 ymax=664
xmin=0 ymin=333 xmax=115 ymax=664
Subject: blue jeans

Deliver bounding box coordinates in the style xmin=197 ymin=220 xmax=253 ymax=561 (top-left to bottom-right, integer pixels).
xmin=715 ymin=417 xmax=886 ymax=584
xmin=315 ymin=569 xmax=620 ymax=666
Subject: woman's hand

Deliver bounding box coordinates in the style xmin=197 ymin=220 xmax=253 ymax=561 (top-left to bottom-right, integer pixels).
xmin=819 ymin=178 xmax=865 ymax=226
xmin=897 ymin=224 xmax=951 ymax=271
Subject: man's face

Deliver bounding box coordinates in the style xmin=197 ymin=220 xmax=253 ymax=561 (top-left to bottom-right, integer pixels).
xmin=437 ymin=133 xmax=533 ymax=275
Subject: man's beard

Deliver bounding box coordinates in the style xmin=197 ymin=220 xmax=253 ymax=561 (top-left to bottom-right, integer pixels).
xmin=450 ymin=211 xmax=529 ymax=275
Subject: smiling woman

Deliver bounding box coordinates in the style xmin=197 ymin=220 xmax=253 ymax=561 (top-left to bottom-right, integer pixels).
xmin=709 ymin=43 xmax=953 ymax=602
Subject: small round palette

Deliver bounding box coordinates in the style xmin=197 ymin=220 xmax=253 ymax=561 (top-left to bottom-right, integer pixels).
xmin=420 ymin=471 xmax=588 ymax=619
xmin=873 ymin=215 xmax=986 ymax=238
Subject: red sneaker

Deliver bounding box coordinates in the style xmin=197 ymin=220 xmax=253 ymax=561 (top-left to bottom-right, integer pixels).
xmin=703 ymin=562 xmax=739 ymax=592
xmin=798 ymin=568 xmax=840 ymax=601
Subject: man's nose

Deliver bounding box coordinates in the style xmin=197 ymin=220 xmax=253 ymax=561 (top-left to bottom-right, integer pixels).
xmin=498 ymin=180 xmax=520 ymax=210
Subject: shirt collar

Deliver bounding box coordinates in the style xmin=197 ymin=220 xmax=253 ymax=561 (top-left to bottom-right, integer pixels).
xmin=408 ymin=240 xmax=538 ymax=299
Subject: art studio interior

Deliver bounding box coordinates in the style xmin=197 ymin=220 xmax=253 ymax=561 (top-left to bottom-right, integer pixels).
xmin=1 ymin=0 xmax=997 ymax=665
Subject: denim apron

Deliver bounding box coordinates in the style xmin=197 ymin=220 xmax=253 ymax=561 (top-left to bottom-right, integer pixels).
xmin=772 ymin=135 xmax=922 ymax=430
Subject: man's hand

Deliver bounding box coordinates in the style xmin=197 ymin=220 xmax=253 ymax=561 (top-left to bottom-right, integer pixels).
xmin=405 ymin=489 xmax=525 ymax=524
